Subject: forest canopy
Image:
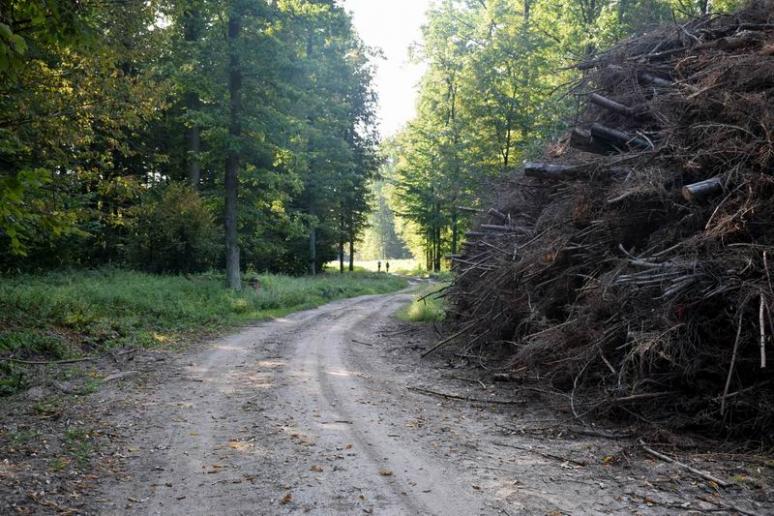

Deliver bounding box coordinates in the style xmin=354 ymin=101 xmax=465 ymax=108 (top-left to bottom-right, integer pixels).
xmin=388 ymin=0 xmax=746 ymax=271
xmin=0 ymin=0 xmax=749 ymax=281
xmin=0 ymin=0 xmax=378 ymax=285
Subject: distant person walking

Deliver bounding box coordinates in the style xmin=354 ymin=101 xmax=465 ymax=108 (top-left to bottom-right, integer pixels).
xmin=377 ymin=261 xmax=382 ymax=273
xmin=386 ymin=261 xmax=390 ymax=273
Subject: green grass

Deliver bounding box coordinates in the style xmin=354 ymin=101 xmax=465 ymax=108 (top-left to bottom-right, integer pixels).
xmin=0 ymin=269 xmax=407 ymax=392
xmin=397 ymin=283 xmax=448 ymax=323
xmin=62 ymin=426 xmax=93 ymax=468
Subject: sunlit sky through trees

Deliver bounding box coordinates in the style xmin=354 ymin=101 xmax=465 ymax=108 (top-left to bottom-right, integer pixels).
xmin=343 ymin=0 xmax=432 ymax=138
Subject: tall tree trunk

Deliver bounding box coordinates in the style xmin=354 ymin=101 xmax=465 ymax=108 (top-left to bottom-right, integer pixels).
xmin=434 ymin=225 xmax=442 ymax=272
xmin=184 ymin=8 xmax=202 ymax=187
xmin=309 ymin=227 xmax=316 ymax=275
xmin=339 ymin=241 xmax=344 ymax=273
xmin=224 ymin=8 xmax=241 ymax=290
xmin=339 ymin=213 xmax=345 ymax=274
xmin=349 ymin=240 xmax=354 ymax=272
xmin=451 ymin=208 xmax=458 ymax=256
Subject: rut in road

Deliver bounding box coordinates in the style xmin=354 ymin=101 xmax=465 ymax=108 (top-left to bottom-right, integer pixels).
xmin=102 ymin=292 xmax=492 ymax=515
xmin=100 ymin=291 xmax=759 ymax=516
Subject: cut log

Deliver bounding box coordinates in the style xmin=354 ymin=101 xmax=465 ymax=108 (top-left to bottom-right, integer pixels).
xmin=639 ymin=72 xmax=673 ymax=88
xmin=682 ymin=177 xmax=722 ymax=201
xmin=589 ymin=93 xmax=635 ymax=117
xmin=524 ymin=161 xmax=583 ymax=179
xmin=480 ymin=224 xmax=531 ymax=235
xmin=569 ymin=128 xmax=610 ymax=155
xmin=524 ymin=162 xmax=629 ymax=180
xmin=456 ymin=206 xmax=484 ymax=213
xmin=590 ymin=123 xmax=652 ymax=150
xmin=487 ymin=208 xmax=508 ymax=222
xmin=465 ymin=231 xmax=485 ymax=238
xmin=715 ymin=30 xmax=765 ymax=51
xmin=576 ymin=59 xmax=601 ymax=70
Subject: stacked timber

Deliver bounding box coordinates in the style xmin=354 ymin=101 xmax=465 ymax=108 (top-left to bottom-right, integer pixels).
xmin=446 ymin=0 xmax=774 ymax=438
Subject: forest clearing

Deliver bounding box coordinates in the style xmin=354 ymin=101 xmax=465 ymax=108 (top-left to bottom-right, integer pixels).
xmin=3 ymin=0 xmax=774 ymax=514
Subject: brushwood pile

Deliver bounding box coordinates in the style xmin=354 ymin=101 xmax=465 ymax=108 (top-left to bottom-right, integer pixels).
xmin=448 ymin=1 xmax=774 ymax=438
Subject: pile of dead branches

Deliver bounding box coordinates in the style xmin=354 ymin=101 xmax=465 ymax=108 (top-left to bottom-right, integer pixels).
xmin=446 ymin=0 xmax=774 ymax=438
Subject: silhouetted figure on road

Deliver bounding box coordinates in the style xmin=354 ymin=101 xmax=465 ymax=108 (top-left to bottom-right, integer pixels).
xmin=377 ymin=261 xmax=382 ymax=273
xmin=386 ymin=261 xmax=390 ymax=273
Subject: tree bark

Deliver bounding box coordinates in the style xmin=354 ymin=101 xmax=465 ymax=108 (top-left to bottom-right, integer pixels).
xmin=309 ymin=227 xmax=317 ymax=275
xmin=480 ymin=224 xmax=531 ymax=235
xmin=588 ymin=93 xmax=634 ymax=117
xmin=682 ymin=177 xmax=723 ymax=201
xmin=569 ymin=128 xmax=610 ymax=155
xmin=338 ymin=211 xmax=345 ymax=273
xmin=451 ymin=208 xmax=458 ymax=256
xmin=639 ymin=72 xmax=673 ymax=88
xmin=224 ymin=8 xmax=242 ymax=290
xmin=590 ymin=123 xmax=651 ymax=150
xmin=434 ymin=224 xmax=442 ymax=272
xmin=339 ymin=240 xmax=344 ymax=274
xmin=488 ymin=208 xmax=508 ymax=222
xmin=525 ymin=161 xmax=584 ymax=179
xmin=349 ymin=240 xmax=354 ymax=272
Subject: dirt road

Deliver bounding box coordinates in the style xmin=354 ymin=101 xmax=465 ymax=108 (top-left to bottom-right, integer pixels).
xmin=95 ymin=291 xmax=771 ymax=515
xmin=102 ymin=292 xmax=494 ymax=514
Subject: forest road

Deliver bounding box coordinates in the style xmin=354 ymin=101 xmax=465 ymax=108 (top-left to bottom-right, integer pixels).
xmin=101 ymin=290 xmax=500 ymax=515
xmin=99 ymin=290 xmax=767 ymax=516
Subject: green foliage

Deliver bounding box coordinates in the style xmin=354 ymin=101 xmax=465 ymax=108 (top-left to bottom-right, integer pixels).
xmin=0 ymin=267 xmax=406 ymax=393
xmin=62 ymin=426 xmax=93 ymax=468
xmin=397 ymin=283 xmax=448 ymax=323
xmin=127 ymin=183 xmax=220 ymax=274
xmin=0 ymin=0 xmax=379 ymax=277
xmin=359 ymin=179 xmax=412 ymax=261
xmin=0 ymin=268 xmax=406 ymax=353
xmin=389 ymin=0 xmax=747 ymax=272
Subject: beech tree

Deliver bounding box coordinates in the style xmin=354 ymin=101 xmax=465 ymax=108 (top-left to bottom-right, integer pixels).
xmin=0 ymin=0 xmax=379 ymax=280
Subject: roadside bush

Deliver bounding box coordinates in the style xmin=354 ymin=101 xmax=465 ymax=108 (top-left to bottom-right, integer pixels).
xmin=126 ymin=183 xmax=220 ymax=273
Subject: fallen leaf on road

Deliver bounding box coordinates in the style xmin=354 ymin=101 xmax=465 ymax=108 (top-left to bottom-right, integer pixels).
xmin=281 ymin=493 xmax=292 ymax=505
xmin=310 ymin=465 xmax=323 ymax=472
xmin=378 ymin=468 xmax=393 ymax=476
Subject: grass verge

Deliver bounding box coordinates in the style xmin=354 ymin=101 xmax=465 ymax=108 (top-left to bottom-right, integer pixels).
xmin=396 ymin=282 xmax=448 ymax=323
xmin=0 ymin=268 xmax=407 ymax=394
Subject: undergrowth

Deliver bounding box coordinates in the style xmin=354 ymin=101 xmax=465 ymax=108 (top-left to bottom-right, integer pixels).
xmin=397 ymin=283 xmax=447 ymax=323
xmin=0 ymin=268 xmax=407 ymax=394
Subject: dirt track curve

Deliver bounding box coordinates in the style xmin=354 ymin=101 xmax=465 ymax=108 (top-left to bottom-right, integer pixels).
xmin=102 ymin=292 xmax=494 ymax=514
xmin=95 ymin=290 xmax=773 ymax=515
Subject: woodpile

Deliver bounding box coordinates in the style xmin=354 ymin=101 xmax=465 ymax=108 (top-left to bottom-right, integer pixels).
xmin=446 ymin=1 xmax=774 ymax=438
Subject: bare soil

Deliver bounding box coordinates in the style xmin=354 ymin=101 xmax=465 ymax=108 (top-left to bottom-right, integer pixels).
xmin=2 ymin=289 xmax=773 ymax=514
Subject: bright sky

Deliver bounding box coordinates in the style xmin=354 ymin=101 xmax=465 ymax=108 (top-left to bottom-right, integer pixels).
xmin=343 ymin=0 xmax=432 ymax=138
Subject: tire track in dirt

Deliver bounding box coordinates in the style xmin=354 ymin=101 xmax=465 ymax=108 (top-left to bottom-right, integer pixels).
xmin=99 ymin=291 xmax=491 ymax=515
